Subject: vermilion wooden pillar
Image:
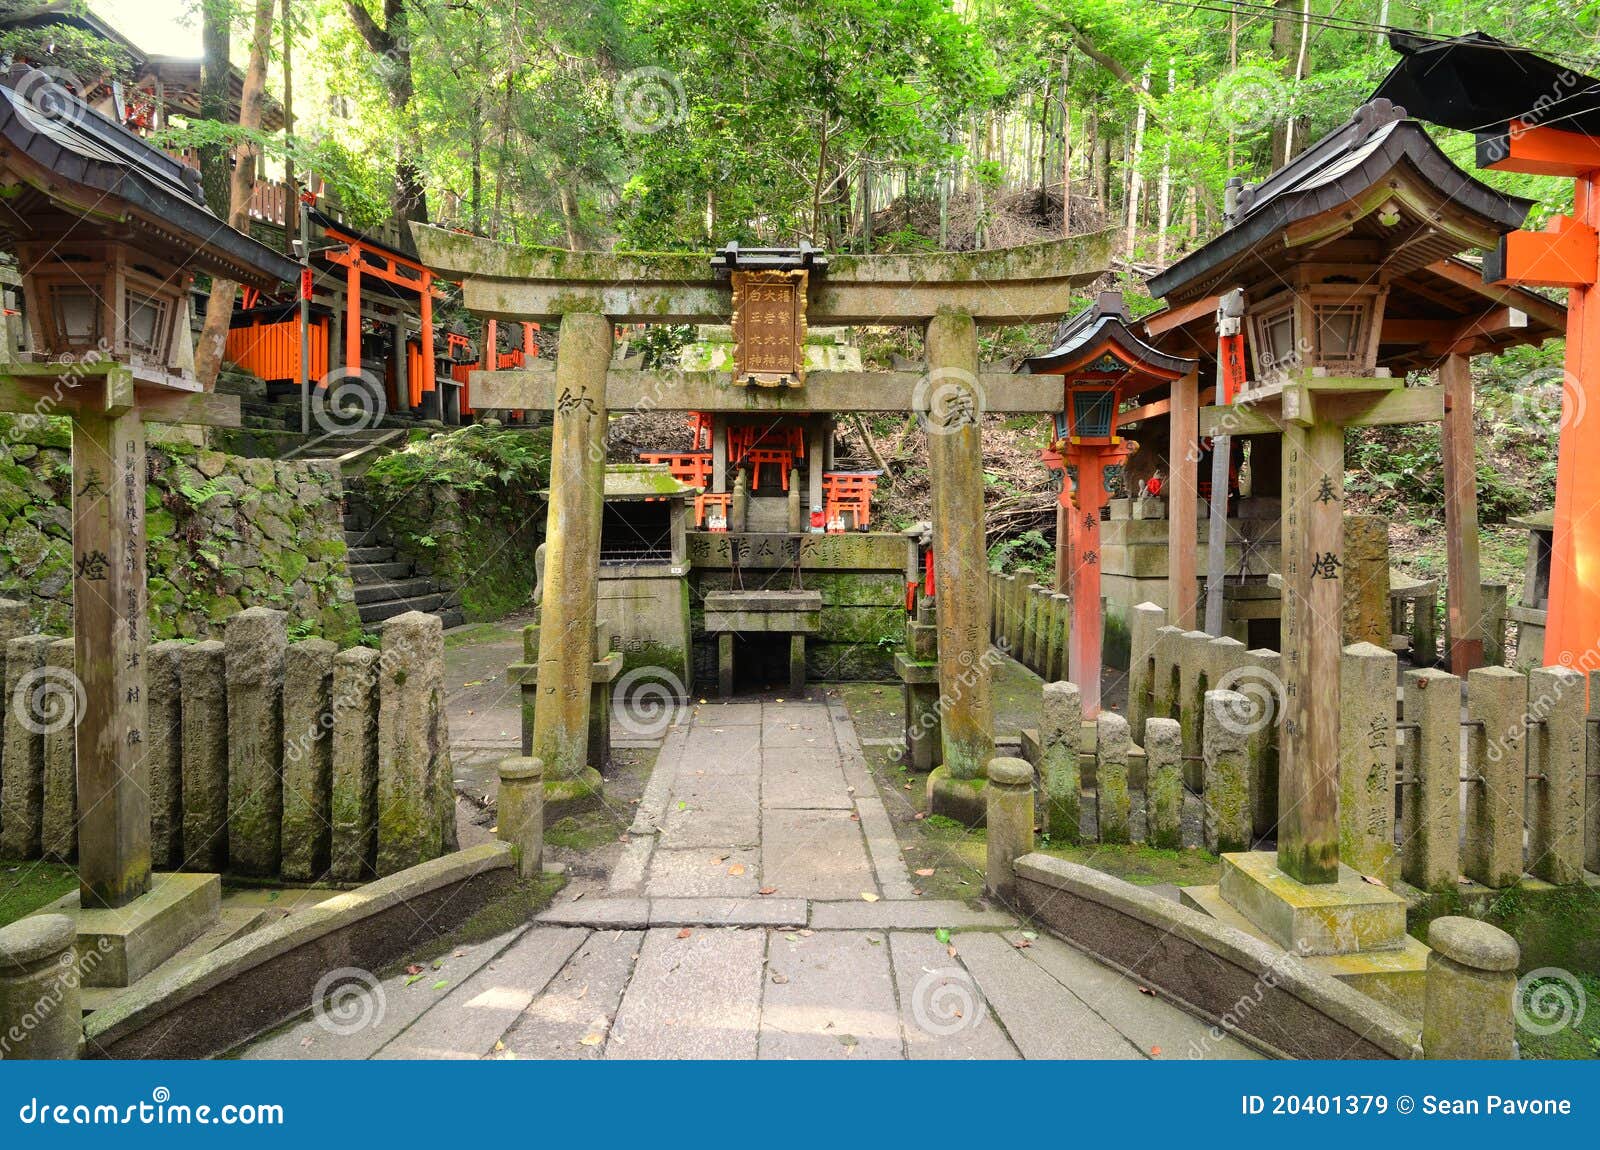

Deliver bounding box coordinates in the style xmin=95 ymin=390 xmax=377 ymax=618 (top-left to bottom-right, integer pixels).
xmin=1483 ymin=122 xmax=1600 ymax=670
xmin=1064 ymin=446 xmax=1129 ymax=715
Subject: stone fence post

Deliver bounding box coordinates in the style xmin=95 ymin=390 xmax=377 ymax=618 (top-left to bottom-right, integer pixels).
xmin=146 ymin=640 xmax=185 ymax=871
xmin=1464 ymin=667 xmax=1527 ymax=889
xmin=1044 ymin=592 xmax=1070 ymax=683
xmin=1481 ymin=582 xmax=1508 ymax=667
xmin=40 ymin=638 xmax=77 ymax=863
xmin=377 ymin=611 xmax=458 ymax=875
xmin=1039 ymin=681 xmax=1082 ymax=843
xmin=985 ymin=757 xmax=1034 ymax=902
xmin=1144 ymin=717 xmax=1183 ymax=849
xmin=1421 ymin=916 xmax=1519 ymax=1059
xmin=0 ymin=634 xmax=52 ymax=859
xmin=330 ymin=646 xmax=381 ymax=882
xmin=497 ymin=756 xmax=545 ymax=879
xmin=0 ymin=915 xmax=81 ymax=1060
xmin=282 ymin=638 xmax=337 ymax=881
xmin=1339 ymin=642 xmax=1398 ymax=881
xmin=1125 ymin=602 xmax=1165 ymax=743
xmin=1201 ymin=690 xmax=1251 ymax=852
xmin=180 ymin=640 xmax=229 ymax=872
xmin=1401 ymin=667 xmax=1462 ymax=891
xmin=1526 ymin=665 xmax=1586 ymax=885
xmin=1096 ymin=711 xmax=1132 ymax=844
xmin=225 ymin=607 xmax=288 ymax=877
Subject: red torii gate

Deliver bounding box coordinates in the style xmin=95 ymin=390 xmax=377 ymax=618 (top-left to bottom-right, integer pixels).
xmin=1025 ymin=291 xmax=1196 ymax=714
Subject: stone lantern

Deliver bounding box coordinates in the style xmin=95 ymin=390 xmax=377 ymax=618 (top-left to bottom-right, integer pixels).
xmin=1245 ymin=276 xmax=1388 ymax=383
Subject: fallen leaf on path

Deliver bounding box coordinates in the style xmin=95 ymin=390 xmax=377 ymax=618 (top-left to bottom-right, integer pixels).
xmin=728 ymin=863 xmax=746 ymax=876
xmin=571 ymin=891 xmax=585 ymax=901
xmin=676 ymin=928 xmax=693 ymax=939
xmin=914 ymin=812 xmax=927 ymax=820
xmin=758 ymin=887 xmax=777 ymax=895
xmin=1151 ymin=1046 xmax=1162 ymax=1056
xmin=934 ymin=928 xmax=952 ymax=944
xmin=770 ymin=973 xmax=789 ymax=985
xmin=914 ymin=868 xmax=935 ymax=877
xmin=860 ymin=891 xmax=880 ymax=902
xmin=579 ymin=1032 xmax=604 ymax=1047
xmin=1137 ymin=986 xmax=1156 ymax=997
xmin=406 ymin=964 xmax=424 ymax=975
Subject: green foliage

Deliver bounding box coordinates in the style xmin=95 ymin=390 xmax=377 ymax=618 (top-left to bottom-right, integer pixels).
xmin=988 ymin=527 xmax=1054 ymax=575
xmin=363 ymin=423 xmax=552 ymax=495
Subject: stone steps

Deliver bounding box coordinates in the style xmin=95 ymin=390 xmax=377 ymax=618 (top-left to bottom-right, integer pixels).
xmin=360 ymin=592 xmax=446 ymax=623
xmin=348 ymin=544 xmax=396 ymax=564
xmin=352 ymin=560 xmax=412 ymax=582
xmin=353 ymin=576 xmax=436 ymax=605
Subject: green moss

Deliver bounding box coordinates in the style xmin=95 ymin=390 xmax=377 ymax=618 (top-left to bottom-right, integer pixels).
xmin=0 ymin=860 xmax=79 ymax=927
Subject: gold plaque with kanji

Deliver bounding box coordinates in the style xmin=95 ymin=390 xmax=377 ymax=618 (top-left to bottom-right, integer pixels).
xmin=731 ymin=269 xmax=807 ymax=387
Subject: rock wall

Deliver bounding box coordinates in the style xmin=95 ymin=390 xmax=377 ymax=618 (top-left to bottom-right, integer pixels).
xmin=0 ymin=415 xmax=360 ymax=644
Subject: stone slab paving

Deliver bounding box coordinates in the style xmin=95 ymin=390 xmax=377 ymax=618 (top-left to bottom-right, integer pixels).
xmin=242 ymin=697 xmax=1265 ymax=1061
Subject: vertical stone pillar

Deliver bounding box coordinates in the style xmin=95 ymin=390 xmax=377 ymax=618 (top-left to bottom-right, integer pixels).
xmin=1167 ymin=369 xmax=1200 ymax=629
xmin=730 ymin=467 xmax=749 ymax=532
xmin=1046 ymin=592 xmax=1071 ymax=683
xmin=497 ymin=756 xmax=545 ymax=879
xmin=1202 ymin=689 xmax=1251 ymax=852
xmin=1341 ymin=514 xmax=1390 ymax=648
xmin=984 ymin=757 xmax=1034 ymax=902
xmin=1277 ymin=419 xmax=1346 ymax=884
xmin=1004 ymin=574 xmax=1023 ymax=655
xmin=0 ymin=634 xmax=52 ymax=859
xmin=180 ymin=640 xmax=229 ymax=871
xmin=1245 ymin=648 xmax=1282 ymax=841
xmin=519 ymin=619 xmax=540 ymax=754
xmin=1021 ymin=583 xmax=1043 ymax=672
xmin=1481 ymin=582 xmax=1508 ymax=667
xmin=1095 ymin=711 xmax=1132 ymax=844
xmin=1589 ymin=670 xmax=1600 ymax=876
xmin=0 ymin=915 xmax=80 ymax=1060
xmin=40 ymin=639 xmax=77 ymax=863
xmin=924 ymin=312 xmax=994 ymax=780
xmin=1144 ymin=717 xmax=1184 ymax=849
xmin=225 ymin=607 xmax=287 ymax=877
xmin=281 ymin=638 xmax=337 ymax=881
xmin=1126 ymin=602 xmax=1165 ymax=744
xmin=377 ymin=611 xmax=457 ymax=875
xmin=1412 ymin=587 xmax=1440 ymax=668
xmin=717 ymin=633 xmax=735 ymax=698
xmin=902 ymin=598 xmax=941 ymax=771
xmin=1526 ymin=665 xmax=1586 ymax=885
xmin=1464 ymin=666 xmax=1527 ymax=889
xmin=1402 ymin=667 xmax=1461 ymax=891
xmin=1151 ymin=625 xmax=1183 ymax=722
xmin=533 ymin=312 xmax=612 ymax=780
xmin=1338 ymin=642 xmax=1398 ymax=882
xmin=146 ymin=640 xmax=185 ymax=871
xmin=1421 ymin=917 xmax=1519 ymax=1060
xmin=1039 ymin=681 xmax=1082 ymax=842
xmin=71 ymin=406 xmax=150 ymax=908
xmin=1176 ymin=629 xmax=1211 ymax=792
xmin=330 ymin=646 xmax=381 ymax=882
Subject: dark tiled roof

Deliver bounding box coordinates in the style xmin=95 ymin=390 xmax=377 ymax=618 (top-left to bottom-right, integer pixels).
xmin=1147 ymin=100 xmax=1533 ymax=303
xmin=0 ymin=65 xmax=298 ymax=287
xmin=1022 ymin=290 xmax=1195 ymax=377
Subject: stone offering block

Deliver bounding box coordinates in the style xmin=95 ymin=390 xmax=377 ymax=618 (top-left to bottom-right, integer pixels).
xmin=1217 ymin=850 xmax=1406 ymax=957
xmin=703 ymin=590 xmax=821 ymax=634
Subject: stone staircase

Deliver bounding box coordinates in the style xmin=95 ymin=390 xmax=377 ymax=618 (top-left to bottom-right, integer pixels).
xmin=344 ymin=500 xmax=465 ymax=629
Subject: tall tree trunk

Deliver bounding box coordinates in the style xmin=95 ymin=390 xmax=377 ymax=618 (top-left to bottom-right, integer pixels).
xmin=1157 ymin=63 xmax=1173 ymax=267
xmin=1285 ymin=0 xmax=1312 ymax=162
xmin=198 ymin=0 xmax=232 ymax=214
xmin=194 ymin=0 xmax=277 ymax=388
xmin=281 ymin=0 xmax=295 ymax=256
xmin=1125 ymin=66 xmax=1149 ymax=263
xmin=1060 ymin=53 xmax=1071 ymax=234
xmin=345 ymin=0 xmax=428 ymax=223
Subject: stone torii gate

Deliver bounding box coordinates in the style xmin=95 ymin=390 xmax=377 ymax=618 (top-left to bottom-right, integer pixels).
xmin=411 ymin=227 xmax=1111 ymax=808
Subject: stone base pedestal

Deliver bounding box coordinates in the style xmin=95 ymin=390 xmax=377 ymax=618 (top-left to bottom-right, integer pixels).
xmin=44 ymin=872 xmax=220 ymax=988
xmin=1178 ymin=879 xmax=1427 ymax=1020
xmin=1214 ymin=850 xmax=1407 ymax=955
xmin=927 ymin=766 xmax=987 ymax=827
xmin=543 ymin=767 xmax=605 ymax=824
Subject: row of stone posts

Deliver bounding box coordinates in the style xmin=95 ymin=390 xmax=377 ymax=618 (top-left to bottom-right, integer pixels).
xmin=988 ymin=570 xmax=1069 ymax=680
xmin=0 ymin=605 xmax=455 ymax=882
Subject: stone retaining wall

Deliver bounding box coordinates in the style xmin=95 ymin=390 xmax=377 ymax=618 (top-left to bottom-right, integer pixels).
xmin=0 ymin=605 xmax=456 ymax=882
xmin=0 ymin=415 xmax=360 ymax=643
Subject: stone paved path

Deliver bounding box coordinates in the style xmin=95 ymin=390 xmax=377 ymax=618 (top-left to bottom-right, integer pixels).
xmin=244 ymin=697 xmax=1260 ymax=1061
